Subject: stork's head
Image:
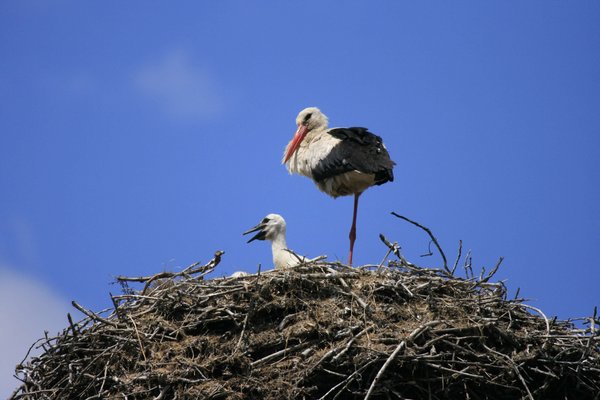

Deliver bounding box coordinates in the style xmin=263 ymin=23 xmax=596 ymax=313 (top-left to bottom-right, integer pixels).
xmin=283 ymin=107 xmax=329 ymax=163
xmin=243 ymin=213 xmax=287 ymax=243
xmin=295 ymin=107 xmax=328 ymax=130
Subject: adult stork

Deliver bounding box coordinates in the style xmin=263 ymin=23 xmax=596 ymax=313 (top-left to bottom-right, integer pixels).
xmin=283 ymin=107 xmax=395 ymax=266
xmin=244 ymin=213 xmax=319 ymax=269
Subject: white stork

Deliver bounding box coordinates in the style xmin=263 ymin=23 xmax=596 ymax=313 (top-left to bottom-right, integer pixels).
xmin=283 ymin=107 xmax=395 ymax=266
xmin=243 ymin=213 xmax=312 ymax=269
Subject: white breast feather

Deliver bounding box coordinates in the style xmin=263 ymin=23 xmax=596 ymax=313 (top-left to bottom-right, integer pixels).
xmin=273 ymin=248 xmax=302 ymax=269
xmin=285 ymin=131 xmax=341 ymax=178
xmin=285 ymin=130 xmax=377 ymax=197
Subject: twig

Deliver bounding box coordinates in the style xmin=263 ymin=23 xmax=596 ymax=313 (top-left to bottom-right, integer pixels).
xmin=377 ymin=244 xmax=394 ymax=271
xmin=332 ymin=326 xmax=374 ymax=362
xmin=395 ymin=280 xmax=414 ymax=298
xmin=480 ymin=257 xmax=504 ymax=283
xmin=579 ymin=306 xmax=598 ymax=370
xmin=464 ymin=249 xmax=473 ymax=279
xmin=591 ymin=306 xmax=598 ymax=337
xmin=286 ymin=248 xmax=305 ymax=263
xmin=308 ymin=255 xmax=328 ymax=263
xmin=420 ymin=240 xmax=434 ymax=257
xmin=379 ymin=233 xmax=415 ymax=268
xmin=153 ymin=386 xmax=170 ymax=400
xmin=520 ymin=303 xmax=551 ymax=337
xmin=128 ymin=315 xmax=147 ymax=362
xmin=325 ymin=266 xmax=369 ymax=311
xmin=364 ymin=320 xmax=441 ymax=400
xmin=308 ymin=332 xmax=356 ymax=373
xmin=378 ymin=233 xmax=401 ymax=260
xmin=67 ymin=313 xmax=78 ymax=337
xmin=451 ymin=240 xmax=462 ymax=276
xmin=483 ymin=344 xmax=534 ymax=400
xmin=98 ymin=362 xmax=109 ymax=394
xmin=109 ymin=292 xmax=123 ymax=321
xmin=318 ymin=360 xmax=376 ymax=400
xmin=71 ymin=301 xmax=118 ymax=328
xmin=284 ymin=249 xmax=328 ymax=265
xmin=250 ymin=341 xmax=311 ymax=366
xmin=16 ymin=337 xmax=46 ymax=369
xmin=391 ymin=212 xmax=449 ymax=274
xmin=426 ymin=363 xmax=485 ymax=379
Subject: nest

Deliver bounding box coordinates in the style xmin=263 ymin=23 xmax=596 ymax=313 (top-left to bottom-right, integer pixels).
xmin=10 ymin=250 xmax=600 ymax=399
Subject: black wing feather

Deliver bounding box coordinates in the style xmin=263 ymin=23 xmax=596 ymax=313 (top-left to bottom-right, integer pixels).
xmin=312 ymin=127 xmax=395 ymax=184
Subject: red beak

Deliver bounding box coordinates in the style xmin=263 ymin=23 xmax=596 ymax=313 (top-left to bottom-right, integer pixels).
xmin=283 ymin=124 xmax=309 ymax=163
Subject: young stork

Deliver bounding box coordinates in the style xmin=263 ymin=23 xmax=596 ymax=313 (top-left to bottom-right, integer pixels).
xmin=243 ymin=213 xmax=307 ymax=269
xmin=283 ymin=107 xmax=395 ymax=266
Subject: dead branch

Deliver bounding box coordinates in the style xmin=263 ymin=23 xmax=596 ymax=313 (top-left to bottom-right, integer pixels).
xmin=71 ymin=301 xmax=118 ymax=328
xmin=451 ymin=239 xmax=462 ymax=275
xmin=391 ymin=212 xmax=450 ymax=274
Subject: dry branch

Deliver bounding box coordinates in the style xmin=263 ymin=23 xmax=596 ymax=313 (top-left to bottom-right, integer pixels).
xmin=391 ymin=212 xmax=450 ymax=274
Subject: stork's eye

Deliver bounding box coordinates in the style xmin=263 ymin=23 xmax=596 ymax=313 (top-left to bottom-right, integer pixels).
xmin=303 ymin=113 xmax=312 ymax=122
xmin=261 ymin=217 xmax=270 ymax=224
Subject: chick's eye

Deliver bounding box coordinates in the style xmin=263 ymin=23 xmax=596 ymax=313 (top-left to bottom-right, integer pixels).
xmin=261 ymin=217 xmax=270 ymax=224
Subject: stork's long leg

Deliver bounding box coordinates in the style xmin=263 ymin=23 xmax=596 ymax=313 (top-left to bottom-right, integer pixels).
xmin=348 ymin=192 xmax=361 ymax=266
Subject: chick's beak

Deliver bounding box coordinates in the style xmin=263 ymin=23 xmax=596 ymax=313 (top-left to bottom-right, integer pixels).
xmin=243 ymin=223 xmax=267 ymax=243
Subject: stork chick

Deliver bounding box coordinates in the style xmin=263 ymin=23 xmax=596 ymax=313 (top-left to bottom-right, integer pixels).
xmin=243 ymin=213 xmax=307 ymax=269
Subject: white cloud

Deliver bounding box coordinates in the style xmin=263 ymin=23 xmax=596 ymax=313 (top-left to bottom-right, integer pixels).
xmin=0 ymin=266 xmax=70 ymax=398
xmin=133 ymin=49 xmax=224 ymax=122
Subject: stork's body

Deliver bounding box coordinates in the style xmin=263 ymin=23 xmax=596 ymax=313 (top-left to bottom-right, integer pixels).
xmin=243 ymin=214 xmax=305 ymax=269
xmin=283 ymin=107 xmax=395 ymax=265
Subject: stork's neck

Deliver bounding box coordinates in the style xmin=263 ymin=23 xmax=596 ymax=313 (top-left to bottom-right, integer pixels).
xmin=270 ymin=234 xmax=288 ymax=254
xmin=303 ymin=127 xmax=327 ymax=144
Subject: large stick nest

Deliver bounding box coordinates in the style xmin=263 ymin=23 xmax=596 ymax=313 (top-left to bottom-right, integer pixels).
xmin=10 ymin=251 xmax=600 ymax=399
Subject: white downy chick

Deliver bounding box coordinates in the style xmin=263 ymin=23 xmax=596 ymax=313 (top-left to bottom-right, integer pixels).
xmin=243 ymin=214 xmax=309 ymax=269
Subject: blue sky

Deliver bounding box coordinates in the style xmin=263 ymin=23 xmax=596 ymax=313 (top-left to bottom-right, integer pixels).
xmin=1 ymin=1 xmax=599 ymax=394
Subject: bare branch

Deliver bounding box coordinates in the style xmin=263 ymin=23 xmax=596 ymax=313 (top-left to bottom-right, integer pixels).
xmin=451 ymin=239 xmax=463 ymax=276
xmin=480 ymin=257 xmax=504 ymax=283
xmin=71 ymin=301 xmax=118 ymax=328
xmin=391 ymin=212 xmax=449 ymax=274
